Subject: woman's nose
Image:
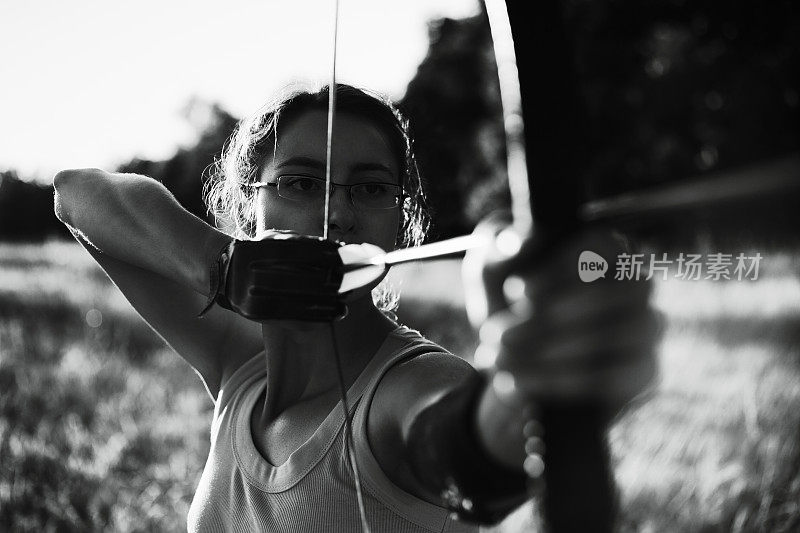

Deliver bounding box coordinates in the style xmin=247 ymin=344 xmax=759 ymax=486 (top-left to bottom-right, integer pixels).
xmin=326 ymin=185 xmax=356 ymax=235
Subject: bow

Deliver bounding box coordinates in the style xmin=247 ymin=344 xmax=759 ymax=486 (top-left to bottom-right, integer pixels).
xmin=485 ymin=1 xmax=615 ymax=531
xmin=316 ymin=1 xmax=616 ymax=531
xmin=482 ymin=4 xmax=800 ymax=533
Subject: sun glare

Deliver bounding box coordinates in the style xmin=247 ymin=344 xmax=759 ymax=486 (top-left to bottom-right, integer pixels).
xmin=0 ymin=0 xmax=479 ymax=181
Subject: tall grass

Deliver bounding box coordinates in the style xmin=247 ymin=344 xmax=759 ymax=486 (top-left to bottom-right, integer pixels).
xmin=0 ymin=242 xmax=212 ymax=532
xmin=1 ymin=241 xmax=799 ymax=531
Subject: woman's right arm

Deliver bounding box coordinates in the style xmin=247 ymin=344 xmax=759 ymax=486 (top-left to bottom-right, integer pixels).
xmin=53 ymin=168 xmax=263 ymax=398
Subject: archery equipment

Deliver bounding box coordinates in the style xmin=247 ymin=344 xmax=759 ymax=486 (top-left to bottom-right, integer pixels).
xmin=208 ymin=235 xmax=346 ymax=322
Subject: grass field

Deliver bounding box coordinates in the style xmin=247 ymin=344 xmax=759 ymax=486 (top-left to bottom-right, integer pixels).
xmin=1 ymin=240 xmax=799 ymax=532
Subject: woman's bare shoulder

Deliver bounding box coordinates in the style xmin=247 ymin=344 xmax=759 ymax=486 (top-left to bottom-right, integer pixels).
xmin=388 ymin=351 xmax=476 ymax=390
xmin=371 ymin=350 xmax=477 ymax=425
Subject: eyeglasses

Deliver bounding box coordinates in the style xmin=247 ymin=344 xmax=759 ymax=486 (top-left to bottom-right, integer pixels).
xmin=250 ymin=175 xmax=404 ymax=210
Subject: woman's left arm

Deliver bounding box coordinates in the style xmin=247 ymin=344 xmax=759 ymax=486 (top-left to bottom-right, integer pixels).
xmin=369 ymin=351 xmax=530 ymax=524
xmin=368 ymin=226 xmax=660 ymax=525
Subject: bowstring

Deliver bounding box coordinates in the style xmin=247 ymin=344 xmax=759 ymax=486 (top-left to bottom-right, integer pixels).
xmin=325 ymin=1 xmax=371 ymax=531
xmin=330 ymin=324 xmax=370 ymax=533
xmin=323 ymin=0 xmax=339 ymax=240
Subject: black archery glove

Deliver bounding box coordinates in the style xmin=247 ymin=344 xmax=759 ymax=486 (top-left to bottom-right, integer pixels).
xmin=200 ymin=232 xmax=347 ymax=322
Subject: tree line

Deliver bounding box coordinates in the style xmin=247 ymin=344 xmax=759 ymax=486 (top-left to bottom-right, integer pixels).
xmin=2 ymin=1 xmax=797 ymax=243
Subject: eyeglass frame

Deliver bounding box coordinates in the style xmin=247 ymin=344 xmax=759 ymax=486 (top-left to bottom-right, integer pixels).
xmin=247 ymin=174 xmax=406 ymax=210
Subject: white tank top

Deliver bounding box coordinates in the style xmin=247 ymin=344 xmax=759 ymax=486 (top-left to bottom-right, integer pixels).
xmin=187 ymin=326 xmax=479 ymax=532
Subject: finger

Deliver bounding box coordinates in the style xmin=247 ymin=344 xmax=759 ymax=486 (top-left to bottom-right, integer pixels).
xmin=506 ymin=353 xmax=658 ymax=406
xmin=495 ymin=309 xmax=662 ymax=372
xmin=255 ymin=228 xmax=300 ymax=240
xmin=478 ymin=306 xmax=537 ymax=345
xmin=463 ymin=219 xmax=546 ymax=326
xmin=475 ymin=291 xmax=658 ymax=353
xmin=530 ymin=279 xmax=653 ymax=331
xmin=520 ymin=229 xmax=629 ymax=300
xmin=463 ymin=219 xmax=517 ymax=325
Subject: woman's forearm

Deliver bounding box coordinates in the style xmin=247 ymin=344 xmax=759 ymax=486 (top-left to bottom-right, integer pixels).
xmin=474 ymin=377 xmax=531 ymax=470
xmin=400 ymin=369 xmax=529 ymax=524
xmin=53 ymin=168 xmax=230 ymax=296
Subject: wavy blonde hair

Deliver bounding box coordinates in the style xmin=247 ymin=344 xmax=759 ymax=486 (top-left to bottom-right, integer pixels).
xmin=203 ymin=83 xmax=430 ymax=312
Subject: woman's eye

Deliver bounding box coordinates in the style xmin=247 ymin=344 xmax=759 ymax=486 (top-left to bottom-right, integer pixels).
xmin=287 ymin=177 xmax=321 ymax=191
xmin=360 ymin=183 xmax=387 ymax=195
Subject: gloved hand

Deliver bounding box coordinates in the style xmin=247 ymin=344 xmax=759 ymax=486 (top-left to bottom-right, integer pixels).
xmin=204 ymin=230 xmax=392 ymax=322
xmin=463 ymin=219 xmax=660 ymax=416
xmin=205 ymin=231 xmax=346 ymax=322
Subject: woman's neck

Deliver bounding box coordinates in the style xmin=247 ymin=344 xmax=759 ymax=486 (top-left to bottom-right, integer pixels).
xmin=256 ymin=297 xmax=397 ymax=422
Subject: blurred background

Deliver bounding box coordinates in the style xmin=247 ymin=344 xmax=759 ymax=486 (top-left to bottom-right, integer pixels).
xmin=1 ymin=0 xmax=799 ymax=531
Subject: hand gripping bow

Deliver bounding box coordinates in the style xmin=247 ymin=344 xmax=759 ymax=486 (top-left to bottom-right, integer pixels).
xmin=201 ymin=234 xmax=347 ymax=322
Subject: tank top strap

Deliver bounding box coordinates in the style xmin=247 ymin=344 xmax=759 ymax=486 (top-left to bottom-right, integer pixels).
xmin=346 ymin=326 xmax=443 ymax=404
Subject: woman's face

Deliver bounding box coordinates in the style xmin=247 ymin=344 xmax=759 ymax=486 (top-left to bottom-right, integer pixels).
xmin=256 ymin=109 xmax=401 ymax=252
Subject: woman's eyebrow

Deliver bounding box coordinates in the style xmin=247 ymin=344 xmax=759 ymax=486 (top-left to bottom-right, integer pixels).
xmin=275 ymin=156 xmax=326 ymax=171
xmin=351 ymin=162 xmax=393 ymax=175
xmin=276 ymin=157 xmax=394 ymax=176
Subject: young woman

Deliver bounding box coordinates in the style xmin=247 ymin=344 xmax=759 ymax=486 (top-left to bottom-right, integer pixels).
xmin=54 ymin=84 xmax=657 ymax=532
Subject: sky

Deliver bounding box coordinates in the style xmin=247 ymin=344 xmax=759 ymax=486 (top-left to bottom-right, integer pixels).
xmin=0 ymin=0 xmax=479 ymax=182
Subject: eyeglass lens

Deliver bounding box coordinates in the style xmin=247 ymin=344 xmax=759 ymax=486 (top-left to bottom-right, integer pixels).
xmin=276 ymin=175 xmax=400 ymax=209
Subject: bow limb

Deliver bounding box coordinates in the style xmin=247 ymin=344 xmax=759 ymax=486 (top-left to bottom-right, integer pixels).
xmin=485 ymin=1 xmax=615 ymax=531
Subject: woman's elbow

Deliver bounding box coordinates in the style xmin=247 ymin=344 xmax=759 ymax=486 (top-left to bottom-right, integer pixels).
xmin=53 ymin=168 xmax=105 ymax=226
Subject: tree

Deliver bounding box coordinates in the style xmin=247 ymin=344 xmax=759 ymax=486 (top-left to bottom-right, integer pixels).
xmin=117 ymin=101 xmax=238 ymax=224
xmin=401 ymin=0 xmax=799 ymax=242
xmin=400 ymin=9 xmax=506 ymax=240
xmin=0 ymin=171 xmax=69 ymax=241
